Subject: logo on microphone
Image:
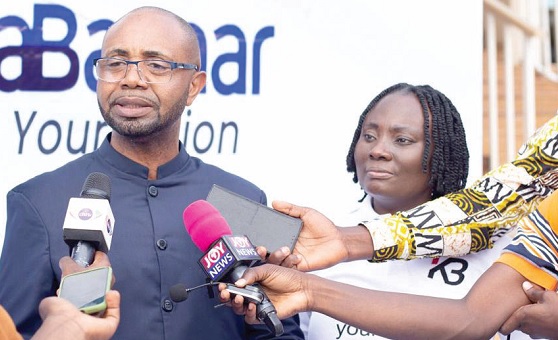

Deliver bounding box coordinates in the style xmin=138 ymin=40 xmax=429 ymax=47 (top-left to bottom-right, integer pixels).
xmin=200 ymin=240 xmax=236 ymax=281
xmin=231 ymin=236 xmax=251 ymax=248
xmin=229 ymin=236 xmax=259 ymax=257
xmin=78 ymin=208 xmax=93 ymax=220
xmin=198 ymin=236 xmax=260 ymax=281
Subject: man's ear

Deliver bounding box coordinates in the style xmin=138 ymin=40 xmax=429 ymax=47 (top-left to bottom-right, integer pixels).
xmin=186 ymin=71 xmax=207 ymax=106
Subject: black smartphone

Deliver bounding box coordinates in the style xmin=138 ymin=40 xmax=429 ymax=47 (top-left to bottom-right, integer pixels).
xmin=58 ymin=266 xmax=112 ymax=314
xmin=206 ymin=184 xmax=303 ymax=252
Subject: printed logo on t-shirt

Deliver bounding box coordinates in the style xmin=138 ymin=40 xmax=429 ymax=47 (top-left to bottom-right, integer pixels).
xmin=428 ymin=258 xmax=469 ymax=285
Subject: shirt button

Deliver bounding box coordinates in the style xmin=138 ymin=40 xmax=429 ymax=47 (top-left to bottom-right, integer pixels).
xmin=148 ymin=185 xmax=158 ymax=197
xmin=162 ymin=299 xmax=173 ymax=312
xmin=156 ymin=239 xmax=168 ymax=250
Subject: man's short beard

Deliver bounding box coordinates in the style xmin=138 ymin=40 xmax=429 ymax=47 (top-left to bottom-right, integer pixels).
xmin=102 ymin=112 xmax=160 ymax=138
xmin=98 ymin=99 xmax=184 ymax=138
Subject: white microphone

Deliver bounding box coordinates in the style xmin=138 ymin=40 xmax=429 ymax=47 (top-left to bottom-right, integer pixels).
xmin=62 ymin=172 xmax=115 ymax=267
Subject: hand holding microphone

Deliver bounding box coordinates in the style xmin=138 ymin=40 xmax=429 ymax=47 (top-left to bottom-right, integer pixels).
xmin=58 ymin=172 xmax=116 ymax=316
xmin=62 ymin=172 xmax=115 ymax=267
xmin=174 ymin=200 xmax=284 ymax=337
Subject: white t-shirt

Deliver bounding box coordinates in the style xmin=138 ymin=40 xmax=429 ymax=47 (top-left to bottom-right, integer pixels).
xmin=300 ymin=196 xmax=531 ymax=340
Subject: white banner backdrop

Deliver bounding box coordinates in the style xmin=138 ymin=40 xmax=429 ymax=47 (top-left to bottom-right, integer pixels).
xmin=0 ymin=0 xmax=484 ymax=253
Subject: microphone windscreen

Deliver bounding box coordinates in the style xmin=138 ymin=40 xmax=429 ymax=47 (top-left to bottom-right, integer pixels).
xmin=80 ymin=172 xmax=111 ymax=201
xmin=183 ymin=200 xmax=232 ymax=252
xmin=169 ymin=283 xmax=189 ymax=302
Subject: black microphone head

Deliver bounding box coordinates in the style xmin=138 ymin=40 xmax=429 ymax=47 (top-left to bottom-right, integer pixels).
xmin=80 ymin=172 xmax=111 ymax=201
xmin=169 ymin=283 xmax=189 ymax=302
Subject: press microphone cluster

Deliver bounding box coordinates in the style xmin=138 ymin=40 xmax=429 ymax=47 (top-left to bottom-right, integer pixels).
xmin=173 ymin=200 xmax=284 ymax=336
xmin=62 ymin=172 xmax=115 ymax=267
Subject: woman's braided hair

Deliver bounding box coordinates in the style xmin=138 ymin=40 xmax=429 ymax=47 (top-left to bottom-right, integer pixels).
xmin=346 ymin=83 xmax=469 ymax=199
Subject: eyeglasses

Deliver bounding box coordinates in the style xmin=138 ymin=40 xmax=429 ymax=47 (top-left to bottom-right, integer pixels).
xmin=93 ymin=57 xmax=199 ymax=84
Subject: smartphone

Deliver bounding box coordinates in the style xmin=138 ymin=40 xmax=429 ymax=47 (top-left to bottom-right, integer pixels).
xmin=206 ymin=184 xmax=303 ymax=252
xmin=58 ymin=266 xmax=112 ymax=314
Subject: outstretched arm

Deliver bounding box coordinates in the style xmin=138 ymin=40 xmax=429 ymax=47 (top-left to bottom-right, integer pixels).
xmin=233 ymin=262 xmax=528 ymax=339
xmin=267 ymin=201 xmax=372 ymax=271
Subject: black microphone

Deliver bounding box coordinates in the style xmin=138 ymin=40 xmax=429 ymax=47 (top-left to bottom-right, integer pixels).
xmin=62 ymin=172 xmax=115 ymax=267
xmin=180 ymin=199 xmax=284 ymax=337
xmin=169 ymin=283 xmax=191 ymax=303
xmin=169 ymin=282 xmax=219 ymax=303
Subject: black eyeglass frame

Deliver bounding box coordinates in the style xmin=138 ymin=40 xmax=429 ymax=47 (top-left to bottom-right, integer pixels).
xmin=93 ymin=57 xmax=199 ymax=83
